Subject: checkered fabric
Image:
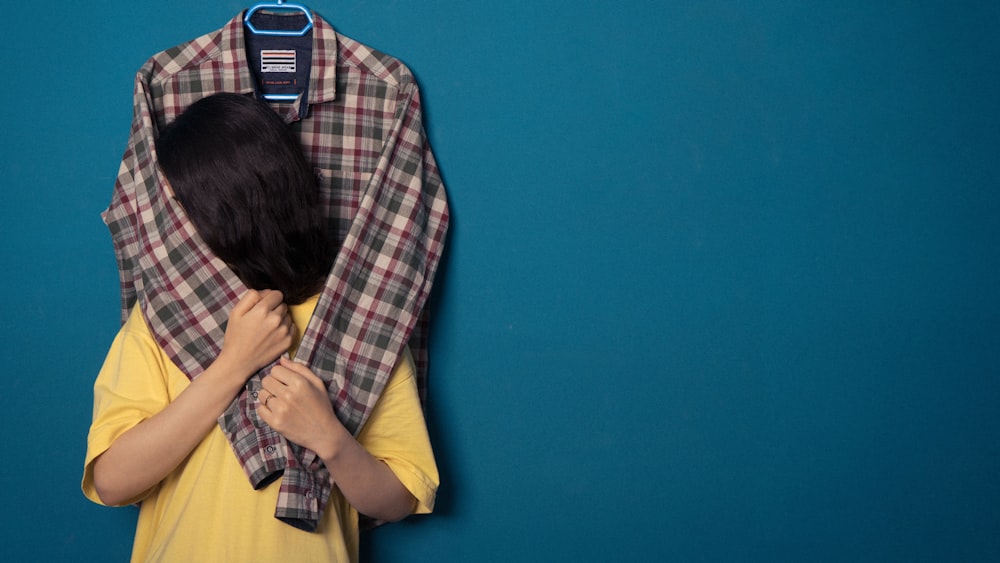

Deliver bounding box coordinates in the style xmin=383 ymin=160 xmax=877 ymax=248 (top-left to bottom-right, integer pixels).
xmin=102 ymin=12 xmax=449 ymax=531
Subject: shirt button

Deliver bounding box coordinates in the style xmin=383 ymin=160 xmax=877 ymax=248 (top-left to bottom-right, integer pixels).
xmin=264 ymin=445 xmax=277 ymax=455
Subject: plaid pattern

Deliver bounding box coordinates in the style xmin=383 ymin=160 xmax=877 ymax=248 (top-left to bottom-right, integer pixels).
xmin=102 ymin=12 xmax=449 ymax=531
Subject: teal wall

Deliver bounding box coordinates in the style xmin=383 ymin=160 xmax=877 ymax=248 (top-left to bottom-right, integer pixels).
xmin=2 ymin=1 xmax=998 ymax=561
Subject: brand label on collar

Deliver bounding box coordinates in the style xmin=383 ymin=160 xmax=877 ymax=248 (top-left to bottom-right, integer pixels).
xmin=260 ymin=50 xmax=296 ymax=73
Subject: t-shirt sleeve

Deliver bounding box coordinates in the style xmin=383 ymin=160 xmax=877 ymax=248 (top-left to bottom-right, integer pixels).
xmin=356 ymin=347 xmax=439 ymax=515
xmin=81 ymin=306 xmax=173 ymax=506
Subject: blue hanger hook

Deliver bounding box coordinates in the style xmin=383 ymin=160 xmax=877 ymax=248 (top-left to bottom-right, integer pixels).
xmin=244 ymin=1 xmax=314 ymax=37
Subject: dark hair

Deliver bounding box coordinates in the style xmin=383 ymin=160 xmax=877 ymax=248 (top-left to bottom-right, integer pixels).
xmin=155 ymin=93 xmax=332 ymax=305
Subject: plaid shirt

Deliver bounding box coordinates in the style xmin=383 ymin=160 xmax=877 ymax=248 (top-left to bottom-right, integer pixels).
xmin=103 ymin=12 xmax=449 ymax=531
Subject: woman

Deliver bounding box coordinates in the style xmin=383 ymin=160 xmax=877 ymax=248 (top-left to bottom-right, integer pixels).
xmin=82 ymin=93 xmax=437 ymax=562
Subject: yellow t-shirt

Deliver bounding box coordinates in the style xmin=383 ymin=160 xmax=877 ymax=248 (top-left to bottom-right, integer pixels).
xmin=82 ymin=296 xmax=438 ymax=563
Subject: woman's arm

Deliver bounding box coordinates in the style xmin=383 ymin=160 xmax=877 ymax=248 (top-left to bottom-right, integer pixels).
xmin=258 ymin=358 xmax=417 ymax=522
xmin=92 ymin=290 xmax=293 ymax=506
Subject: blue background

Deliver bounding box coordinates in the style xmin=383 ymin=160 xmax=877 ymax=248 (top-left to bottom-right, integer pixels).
xmin=2 ymin=1 xmax=998 ymax=561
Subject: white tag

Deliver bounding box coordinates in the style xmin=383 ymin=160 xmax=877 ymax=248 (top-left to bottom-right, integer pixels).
xmin=260 ymin=50 xmax=296 ymax=73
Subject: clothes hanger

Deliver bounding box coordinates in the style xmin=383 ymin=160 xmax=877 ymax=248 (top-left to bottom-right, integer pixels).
xmin=244 ymin=0 xmax=314 ymax=37
xmin=245 ymin=1 xmax=313 ymax=102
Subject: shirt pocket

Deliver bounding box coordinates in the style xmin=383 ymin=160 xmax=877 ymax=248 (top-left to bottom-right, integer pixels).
xmin=315 ymin=168 xmax=373 ymax=247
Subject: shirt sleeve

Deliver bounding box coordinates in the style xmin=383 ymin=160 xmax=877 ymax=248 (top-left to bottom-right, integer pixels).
xmin=355 ymin=346 xmax=439 ymax=515
xmin=81 ymin=306 xmax=173 ymax=506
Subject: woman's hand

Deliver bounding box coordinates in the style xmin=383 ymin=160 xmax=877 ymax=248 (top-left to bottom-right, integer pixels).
xmin=218 ymin=289 xmax=293 ymax=380
xmin=92 ymin=289 xmax=293 ymax=507
xmin=258 ymin=357 xmax=344 ymax=459
xmin=257 ymin=358 xmax=417 ymax=521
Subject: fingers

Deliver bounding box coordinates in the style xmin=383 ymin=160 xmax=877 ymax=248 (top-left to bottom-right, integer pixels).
xmin=222 ymin=289 xmax=293 ymax=377
xmin=261 ymin=359 xmax=324 ymax=402
xmin=232 ymin=289 xmax=285 ymax=319
xmin=258 ymin=374 xmax=284 ymax=415
xmin=257 ymin=289 xmax=286 ymax=312
xmin=259 ymin=367 xmax=295 ymax=413
xmin=258 ymin=388 xmax=278 ymax=410
xmin=257 ymin=292 xmax=290 ymax=340
xmin=231 ymin=289 xmax=263 ymax=316
xmin=239 ymin=290 xmax=289 ymax=334
xmin=278 ymin=357 xmax=315 ymax=377
xmin=257 ymin=359 xmax=338 ymax=454
xmin=278 ymin=358 xmax=327 ymax=392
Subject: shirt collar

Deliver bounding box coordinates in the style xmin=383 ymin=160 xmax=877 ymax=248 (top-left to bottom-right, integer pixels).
xmin=307 ymin=14 xmax=339 ymax=105
xmin=217 ymin=11 xmax=340 ymax=107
